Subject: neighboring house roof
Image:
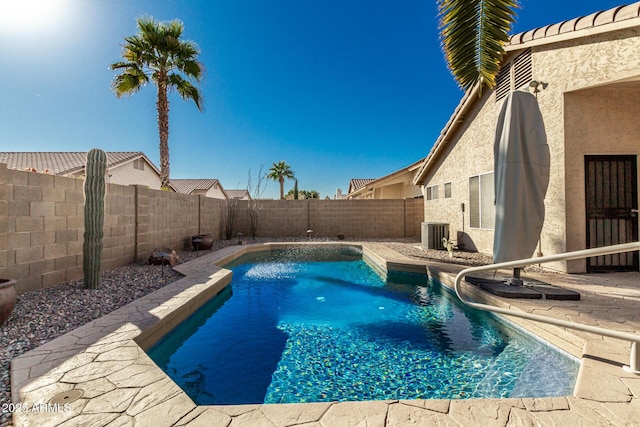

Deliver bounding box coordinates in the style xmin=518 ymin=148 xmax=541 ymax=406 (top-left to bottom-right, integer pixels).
xmin=170 ymin=179 xmax=222 ymax=195
xmin=224 ymin=189 xmax=252 ymax=199
xmin=0 ymin=151 xmax=160 ymax=176
xmin=414 ymin=1 xmax=640 ymax=185
xmin=348 ymin=179 xmax=376 ymax=194
xmin=348 ymin=158 xmax=425 ymax=198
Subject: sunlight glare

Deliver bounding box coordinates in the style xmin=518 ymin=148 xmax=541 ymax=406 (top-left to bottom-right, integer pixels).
xmin=0 ymin=0 xmax=69 ymax=34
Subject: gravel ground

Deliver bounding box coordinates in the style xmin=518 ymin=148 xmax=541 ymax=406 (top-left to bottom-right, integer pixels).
xmin=0 ymin=237 xmax=494 ymax=426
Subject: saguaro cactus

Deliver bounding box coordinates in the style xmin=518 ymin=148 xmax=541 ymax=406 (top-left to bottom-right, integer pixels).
xmin=83 ymin=148 xmax=107 ymax=289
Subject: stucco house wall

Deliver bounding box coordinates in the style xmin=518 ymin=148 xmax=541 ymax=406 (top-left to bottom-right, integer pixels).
xmin=190 ymin=186 xmax=227 ymax=199
xmin=373 ymin=181 xmax=421 ymax=199
xmin=563 ymin=84 xmax=640 ymax=271
xmin=349 ymin=164 xmax=423 ymax=200
xmin=529 ymin=27 xmax=640 ymax=272
xmin=171 ymin=179 xmax=228 ymax=199
xmin=107 ymin=159 xmax=162 ymax=190
xmin=204 ymin=185 xmax=227 ymax=199
xmin=419 ymin=25 xmax=640 ymax=273
xmin=419 ymin=91 xmax=496 ymax=254
xmin=375 ymin=183 xmax=402 ymax=199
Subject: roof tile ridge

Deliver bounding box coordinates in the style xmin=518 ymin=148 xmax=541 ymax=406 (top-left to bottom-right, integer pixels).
xmin=508 ymin=2 xmax=640 ymax=47
xmin=613 ymin=2 xmax=640 ymax=21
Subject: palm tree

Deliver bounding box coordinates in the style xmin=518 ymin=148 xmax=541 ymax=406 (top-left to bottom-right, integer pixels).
xmin=110 ymin=17 xmax=204 ymax=189
xmin=267 ymin=161 xmax=295 ymax=200
xmin=438 ymin=0 xmax=518 ymax=91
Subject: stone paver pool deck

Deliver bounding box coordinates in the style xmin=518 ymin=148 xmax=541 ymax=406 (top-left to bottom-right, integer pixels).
xmin=9 ymin=242 xmax=640 ymax=426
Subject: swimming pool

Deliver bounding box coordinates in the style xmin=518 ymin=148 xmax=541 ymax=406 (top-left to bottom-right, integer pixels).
xmin=148 ymin=246 xmax=578 ymax=405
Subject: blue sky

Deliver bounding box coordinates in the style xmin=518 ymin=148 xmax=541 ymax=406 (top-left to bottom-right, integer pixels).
xmin=0 ymin=1 xmax=629 ymax=199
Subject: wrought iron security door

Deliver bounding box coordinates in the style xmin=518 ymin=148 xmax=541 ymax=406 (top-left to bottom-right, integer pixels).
xmin=585 ymin=155 xmax=638 ymax=272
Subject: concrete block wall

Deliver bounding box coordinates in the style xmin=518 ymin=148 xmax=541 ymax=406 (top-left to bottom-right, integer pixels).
xmin=199 ymin=196 xmax=225 ymax=240
xmin=2 ymin=165 xmax=86 ymax=292
xmin=234 ymin=200 xmax=309 ymax=237
xmin=404 ymin=198 xmax=423 ymax=237
xmin=137 ymin=187 xmax=200 ymax=261
xmin=310 ymin=198 xmax=422 ymax=239
xmin=0 ymin=165 xmax=8 ymax=282
xmin=0 ymin=164 xmax=424 ymax=294
xmin=233 ymin=198 xmax=424 ymax=239
xmin=103 ymin=184 xmax=136 ymax=270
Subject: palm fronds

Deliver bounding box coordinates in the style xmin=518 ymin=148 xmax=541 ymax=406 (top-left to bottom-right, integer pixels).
xmin=438 ymin=0 xmax=518 ymax=91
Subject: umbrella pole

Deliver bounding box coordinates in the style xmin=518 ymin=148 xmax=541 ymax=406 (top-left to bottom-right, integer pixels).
xmin=507 ymin=267 xmax=524 ymax=286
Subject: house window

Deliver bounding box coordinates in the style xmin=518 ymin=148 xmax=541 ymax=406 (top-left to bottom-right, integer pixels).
xmin=469 ymin=173 xmax=495 ymax=229
xmin=444 ymin=182 xmax=452 ymax=199
xmin=426 ymin=185 xmax=439 ymax=201
xmin=133 ymin=159 xmax=145 ymax=170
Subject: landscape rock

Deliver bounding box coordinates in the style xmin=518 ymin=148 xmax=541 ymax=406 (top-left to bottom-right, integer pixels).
xmin=148 ymin=248 xmax=179 ymax=265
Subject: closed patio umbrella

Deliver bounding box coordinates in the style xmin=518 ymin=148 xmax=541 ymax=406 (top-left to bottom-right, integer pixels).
xmin=493 ymin=90 xmax=550 ymax=284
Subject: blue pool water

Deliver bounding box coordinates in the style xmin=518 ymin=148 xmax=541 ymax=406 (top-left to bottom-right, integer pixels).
xmin=148 ymin=246 xmax=579 ymax=405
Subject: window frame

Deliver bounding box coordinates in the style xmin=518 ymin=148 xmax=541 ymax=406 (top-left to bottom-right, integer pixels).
xmin=444 ymin=182 xmax=452 ymax=199
xmin=425 ymin=184 xmax=439 ymax=201
xmin=133 ymin=158 xmax=145 ymax=171
xmin=468 ymin=172 xmax=495 ymax=230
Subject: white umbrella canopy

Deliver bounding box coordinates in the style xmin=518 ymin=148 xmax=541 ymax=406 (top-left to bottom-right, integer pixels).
xmin=493 ymin=90 xmax=550 ymax=266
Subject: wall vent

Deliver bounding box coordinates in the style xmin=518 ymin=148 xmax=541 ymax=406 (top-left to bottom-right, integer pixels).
xmin=495 ymin=49 xmax=532 ymax=102
xmin=494 ymin=63 xmax=512 ymax=101
xmin=513 ymin=49 xmax=533 ymax=90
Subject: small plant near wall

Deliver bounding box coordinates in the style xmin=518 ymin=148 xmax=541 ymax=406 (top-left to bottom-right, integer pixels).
xmin=83 ymin=148 xmax=107 ymax=289
xmin=222 ymin=197 xmax=239 ymax=240
xmin=247 ymin=166 xmax=267 ymax=238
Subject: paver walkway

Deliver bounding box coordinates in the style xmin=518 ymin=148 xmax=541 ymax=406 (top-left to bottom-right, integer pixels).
xmin=9 ymin=243 xmax=640 ymax=426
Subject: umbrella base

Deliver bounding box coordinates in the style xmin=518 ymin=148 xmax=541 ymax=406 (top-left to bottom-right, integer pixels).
xmin=466 ymin=276 xmax=580 ymax=300
xmin=506 ymin=277 xmax=524 ymax=286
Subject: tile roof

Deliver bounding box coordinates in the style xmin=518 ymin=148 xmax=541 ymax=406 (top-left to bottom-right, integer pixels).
xmin=348 ymin=178 xmax=376 ymax=193
xmin=507 ymin=2 xmax=640 ymax=49
xmin=170 ymin=179 xmax=221 ymax=194
xmin=362 ymin=159 xmax=425 ymax=189
xmin=224 ymin=189 xmax=251 ymax=199
xmin=0 ymin=151 xmax=156 ymax=175
xmin=348 ymin=158 xmax=425 ymax=196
